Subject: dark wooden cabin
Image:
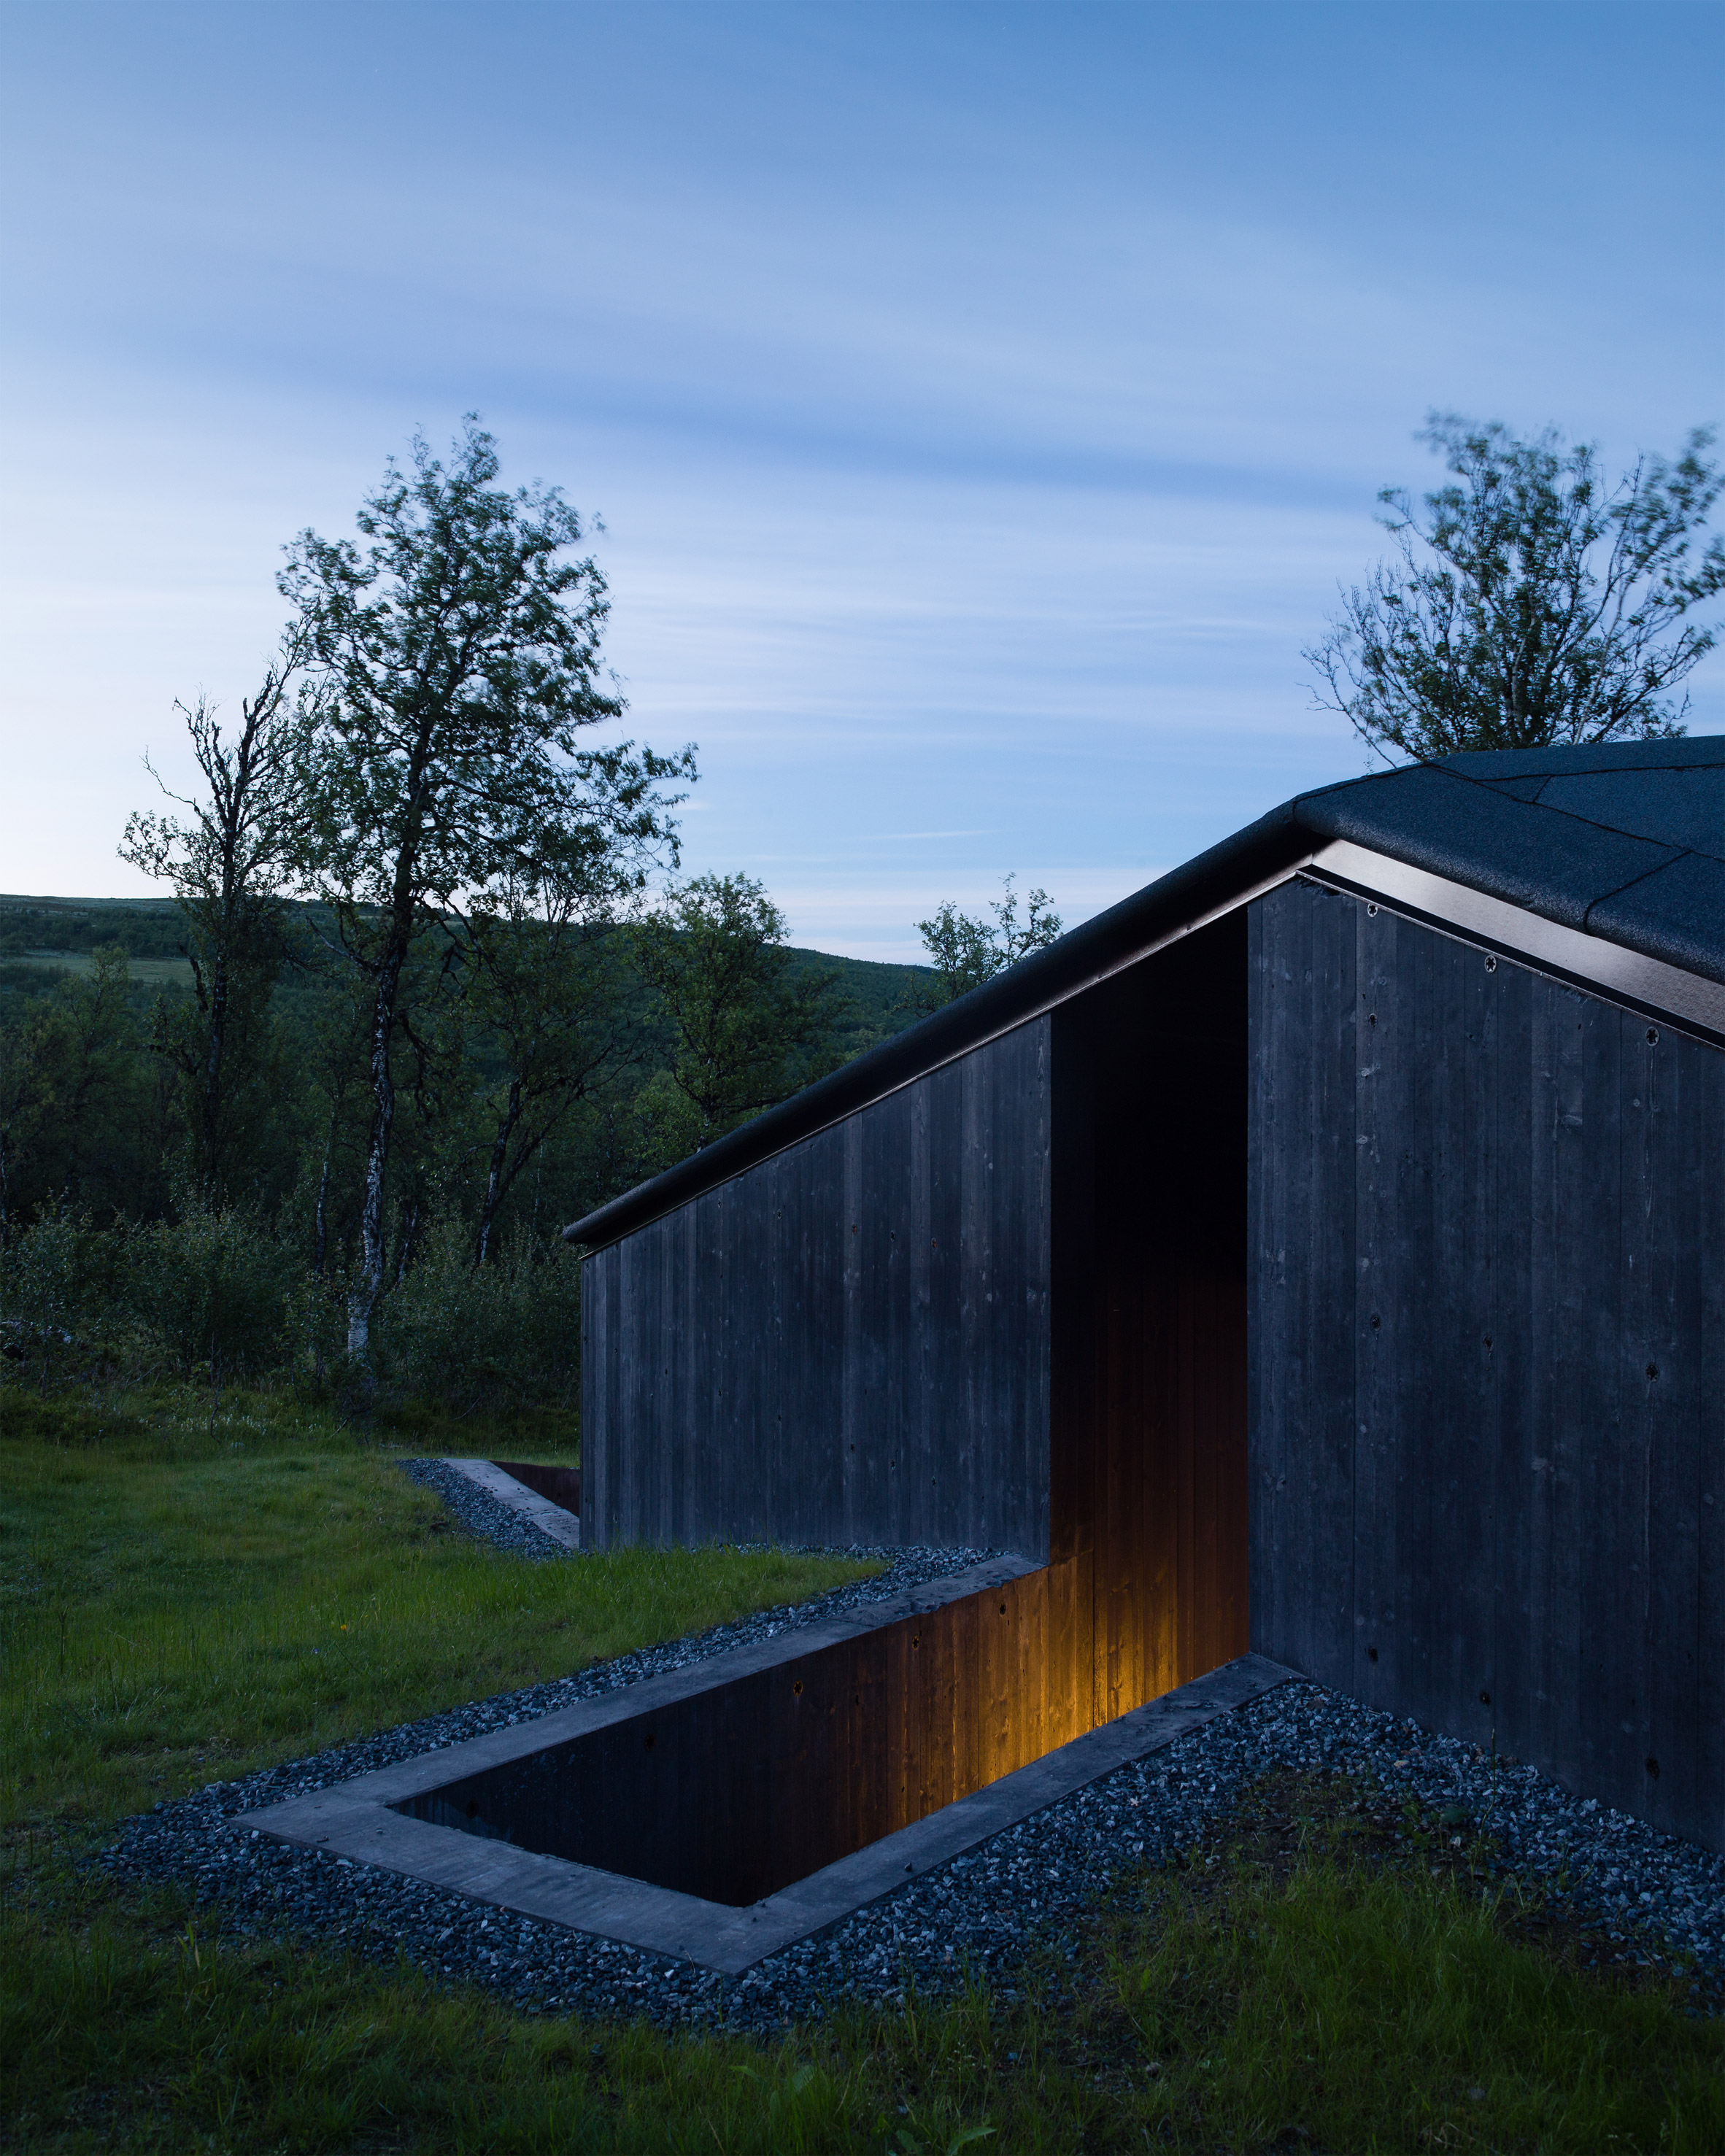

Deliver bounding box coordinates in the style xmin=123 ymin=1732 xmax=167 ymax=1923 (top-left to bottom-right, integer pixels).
xmin=568 ymin=736 xmax=1725 ymax=1850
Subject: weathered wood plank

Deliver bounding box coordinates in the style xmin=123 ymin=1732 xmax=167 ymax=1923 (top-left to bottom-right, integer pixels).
xmin=1249 ymin=879 xmax=1725 ymax=1850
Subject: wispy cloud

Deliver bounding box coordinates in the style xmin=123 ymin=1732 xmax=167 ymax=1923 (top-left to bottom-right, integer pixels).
xmin=1 ymin=1 xmax=1720 ymax=919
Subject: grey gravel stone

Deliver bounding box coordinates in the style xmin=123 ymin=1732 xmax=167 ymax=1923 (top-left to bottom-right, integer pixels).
xmin=398 ymin=1456 xmax=578 ymax=1560
xmin=102 ymin=1463 xmax=1725 ymax=2031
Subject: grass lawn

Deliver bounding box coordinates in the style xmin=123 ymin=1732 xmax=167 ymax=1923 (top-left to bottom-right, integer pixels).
xmin=2 ymin=1385 xmax=1720 ymax=2151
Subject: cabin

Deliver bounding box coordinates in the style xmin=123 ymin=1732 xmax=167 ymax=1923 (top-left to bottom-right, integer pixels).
xmin=567 ymin=735 xmax=1725 ymax=1850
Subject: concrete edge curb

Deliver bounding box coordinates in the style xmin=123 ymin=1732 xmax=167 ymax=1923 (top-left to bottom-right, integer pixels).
xmin=441 ymin=1459 xmax=582 ymax=1549
xmin=243 ymin=1647 xmax=1297 ymax=1975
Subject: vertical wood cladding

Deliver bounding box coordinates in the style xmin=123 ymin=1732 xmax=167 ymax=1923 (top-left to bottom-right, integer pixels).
xmin=409 ymin=1560 xmax=1105 ymax=1905
xmin=581 ymin=1018 xmax=1053 ymax=1558
xmin=1250 ymin=878 xmax=1725 ymax=1849
xmin=1051 ymin=913 xmax=1252 ymax=1719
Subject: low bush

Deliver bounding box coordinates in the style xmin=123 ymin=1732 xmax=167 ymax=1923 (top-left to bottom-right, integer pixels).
xmin=0 ymin=1204 xmax=583 ymax=1426
xmin=376 ymin=1220 xmax=582 ymax=1418
xmin=0 ymin=1206 xmax=134 ymax=1391
xmin=128 ymin=1202 xmax=302 ymax=1387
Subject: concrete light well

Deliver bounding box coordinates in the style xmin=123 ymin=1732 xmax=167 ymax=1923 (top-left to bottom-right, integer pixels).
xmin=245 ymin=1561 xmax=1292 ymax=1974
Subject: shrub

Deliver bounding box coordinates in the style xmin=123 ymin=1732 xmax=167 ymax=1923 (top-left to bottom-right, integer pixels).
xmin=126 ymin=1202 xmax=301 ymax=1388
xmin=377 ymin=1221 xmax=581 ymax=1419
xmin=0 ymin=1206 xmax=131 ymax=1391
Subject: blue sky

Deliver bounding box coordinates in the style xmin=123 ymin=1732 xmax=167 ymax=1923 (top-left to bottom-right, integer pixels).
xmin=2 ymin=0 xmax=1721 ymax=959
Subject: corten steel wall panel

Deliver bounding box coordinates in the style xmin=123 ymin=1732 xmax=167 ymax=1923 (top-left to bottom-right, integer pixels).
xmin=581 ymin=1020 xmax=1053 ymax=1557
xmin=1250 ymin=878 xmax=1725 ymax=1849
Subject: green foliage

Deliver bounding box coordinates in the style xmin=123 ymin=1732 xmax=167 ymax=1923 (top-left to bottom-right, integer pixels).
xmin=277 ymin=416 xmax=691 ymax=1358
xmin=460 ymin=879 xmax=639 ymax=1264
xmin=118 ymin=635 xmax=317 ymax=1199
xmin=378 ymin=1219 xmax=583 ymax=1417
xmin=1307 ymin=413 xmax=1725 ymax=759
xmin=0 ymin=1207 xmax=125 ymax=1391
xmin=0 ymin=427 xmax=928 ymax=1417
xmin=0 ymin=944 xmax=174 ymax=1232
xmin=0 ymin=894 xmax=186 ymax=962
xmin=0 ymin=891 xmax=924 ymax=1424
xmin=126 ymin=1202 xmax=303 ymax=1387
xmin=914 ymin=876 xmax=1063 ymax=1008
xmin=1 ymin=1203 xmax=301 ymax=1396
xmin=630 ymin=874 xmax=849 ymax=1162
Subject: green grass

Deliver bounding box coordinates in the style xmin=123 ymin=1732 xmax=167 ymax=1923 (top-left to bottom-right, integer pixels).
xmin=5 ymin=1815 xmax=1719 ymax=2152
xmin=1092 ymin=1851 xmax=1723 ymax=2150
xmin=0 ymin=1385 xmax=874 ymax=1830
xmin=1 ymin=1383 xmax=1718 ymax=2152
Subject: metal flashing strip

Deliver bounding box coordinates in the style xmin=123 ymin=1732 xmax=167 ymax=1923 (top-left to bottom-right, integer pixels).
xmin=244 ymin=1568 xmax=1292 ymax=1976
xmin=576 ymin=851 xmax=1324 ymax=1251
xmin=1311 ymin=841 xmax=1725 ymax=1048
xmin=443 ymin=1459 xmax=581 ymax=1550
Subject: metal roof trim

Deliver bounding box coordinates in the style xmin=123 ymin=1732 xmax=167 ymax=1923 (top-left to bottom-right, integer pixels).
xmin=564 ymin=804 xmax=1318 ymax=1251
xmin=1308 ymin=842 xmax=1725 ymax=1046
xmin=565 ymin=739 xmax=1725 ymax=1253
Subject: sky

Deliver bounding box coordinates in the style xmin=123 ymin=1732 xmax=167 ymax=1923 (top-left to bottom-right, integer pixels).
xmin=2 ymin=1 xmax=1721 ymax=961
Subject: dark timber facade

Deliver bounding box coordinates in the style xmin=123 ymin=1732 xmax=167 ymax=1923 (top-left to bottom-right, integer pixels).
xmin=573 ymin=737 xmax=1725 ymax=1850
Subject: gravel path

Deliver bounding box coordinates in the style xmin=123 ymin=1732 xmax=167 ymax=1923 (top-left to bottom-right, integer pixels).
xmin=103 ymin=1461 xmax=1725 ymax=2033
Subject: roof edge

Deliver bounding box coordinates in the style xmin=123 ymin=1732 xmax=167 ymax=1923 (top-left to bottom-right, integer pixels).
xmin=566 ymin=739 xmax=1725 ymax=1253
xmin=564 ymin=799 xmax=1313 ymax=1251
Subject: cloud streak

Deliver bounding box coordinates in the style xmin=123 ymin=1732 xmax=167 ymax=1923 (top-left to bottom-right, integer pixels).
xmin=1 ymin=1 xmax=1720 ymax=938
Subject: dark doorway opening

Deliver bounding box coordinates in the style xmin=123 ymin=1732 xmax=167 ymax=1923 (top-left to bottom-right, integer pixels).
xmin=1051 ymin=909 xmax=1250 ymax=1720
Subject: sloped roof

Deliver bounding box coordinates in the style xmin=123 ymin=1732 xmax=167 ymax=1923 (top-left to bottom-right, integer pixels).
xmin=568 ymin=734 xmax=1725 ymax=1248
xmin=1304 ymin=734 xmax=1725 ymax=986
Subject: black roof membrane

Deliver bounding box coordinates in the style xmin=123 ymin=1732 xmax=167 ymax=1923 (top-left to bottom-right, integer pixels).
xmin=569 ymin=735 xmax=1725 ymax=1248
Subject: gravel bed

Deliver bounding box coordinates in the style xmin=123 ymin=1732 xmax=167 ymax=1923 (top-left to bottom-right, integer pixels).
xmin=398 ymin=1456 xmax=582 ymax=1561
xmin=101 ymin=1467 xmax=1725 ymax=2033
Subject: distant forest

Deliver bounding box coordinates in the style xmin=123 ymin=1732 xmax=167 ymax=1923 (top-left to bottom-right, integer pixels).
xmin=0 ymin=888 xmax=928 ymax=1239
xmin=0 ymin=886 xmax=930 ymax=1421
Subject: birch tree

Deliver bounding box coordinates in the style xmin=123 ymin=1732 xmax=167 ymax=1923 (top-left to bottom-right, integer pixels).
xmin=119 ymin=633 xmax=311 ymax=1193
xmin=1306 ymin=415 xmax=1725 ymax=760
xmin=279 ymin=417 xmax=687 ymax=1367
xmin=914 ymin=873 xmax=1063 ymax=1008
